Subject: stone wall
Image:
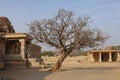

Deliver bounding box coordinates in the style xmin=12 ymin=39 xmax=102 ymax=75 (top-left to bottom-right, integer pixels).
xmin=0 ymin=38 xmax=5 ymax=69
xmin=0 ymin=39 xmax=5 ymax=55
xmin=42 ymin=56 xmax=88 ymax=63
xmin=27 ymin=43 xmax=41 ymax=60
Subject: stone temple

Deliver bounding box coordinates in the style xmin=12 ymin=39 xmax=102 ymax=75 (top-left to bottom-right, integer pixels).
xmin=88 ymin=50 xmax=120 ymax=62
xmin=0 ymin=17 xmax=42 ymax=69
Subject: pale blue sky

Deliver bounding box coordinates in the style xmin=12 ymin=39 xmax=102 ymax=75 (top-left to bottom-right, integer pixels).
xmin=0 ymin=0 xmax=120 ymax=51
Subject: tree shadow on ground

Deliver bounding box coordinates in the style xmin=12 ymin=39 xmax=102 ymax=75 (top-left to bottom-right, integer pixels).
xmin=0 ymin=68 xmax=52 ymax=80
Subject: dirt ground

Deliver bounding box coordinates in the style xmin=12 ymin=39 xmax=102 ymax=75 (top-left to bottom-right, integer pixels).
xmin=1 ymin=62 xmax=120 ymax=80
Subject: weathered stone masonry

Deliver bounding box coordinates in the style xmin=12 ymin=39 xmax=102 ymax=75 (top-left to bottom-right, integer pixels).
xmin=0 ymin=17 xmax=41 ymax=69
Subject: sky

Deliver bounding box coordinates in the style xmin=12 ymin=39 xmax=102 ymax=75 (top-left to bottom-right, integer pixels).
xmin=0 ymin=0 xmax=120 ymax=51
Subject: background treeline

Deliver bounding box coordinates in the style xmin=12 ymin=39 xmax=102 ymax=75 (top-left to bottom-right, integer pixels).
xmin=41 ymin=50 xmax=88 ymax=57
xmin=111 ymin=45 xmax=120 ymax=50
xmin=40 ymin=45 xmax=120 ymax=57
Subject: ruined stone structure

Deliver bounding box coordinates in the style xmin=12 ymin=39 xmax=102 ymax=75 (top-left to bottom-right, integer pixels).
xmin=88 ymin=50 xmax=120 ymax=62
xmin=0 ymin=17 xmax=41 ymax=69
xmin=0 ymin=17 xmax=15 ymax=33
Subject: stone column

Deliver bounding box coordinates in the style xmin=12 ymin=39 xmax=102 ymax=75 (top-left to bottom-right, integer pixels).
xmin=19 ymin=39 xmax=26 ymax=60
xmin=108 ymin=52 xmax=112 ymax=62
xmin=0 ymin=39 xmax=5 ymax=69
xmin=98 ymin=52 xmax=101 ymax=62
xmin=117 ymin=51 xmax=120 ymax=62
xmin=0 ymin=39 xmax=5 ymax=55
xmin=88 ymin=53 xmax=94 ymax=62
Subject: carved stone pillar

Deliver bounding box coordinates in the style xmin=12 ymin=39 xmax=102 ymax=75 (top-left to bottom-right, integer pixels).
xmin=98 ymin=52 xmax=101 ymax=62
xmin=109 ymin=52 xmax=112 ymax=62
xmin=117 ymin=51 xmax=120 ymax=62
xmin=19 ymin=39 xmax=26 ymax=60
xmin=91 ymin=53 xmax=94 ymax=62
xmin=0 ymin=39 xmax=5 ymax=54
xmin=0 ymin=39 xmax=5 ymax=69
xmin=88 ymin=52 xmax=94 ymax=62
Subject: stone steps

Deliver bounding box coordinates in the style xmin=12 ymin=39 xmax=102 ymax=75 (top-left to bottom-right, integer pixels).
xmin=4 ymin=54 xmax=23 ymax=61
xmin=4 ymin=54 xmax=27 ymax=70
xmin=3 ymin=54 xmax=42 ymax=69
xmin=4 ymin=61 xmax=27 ymax=70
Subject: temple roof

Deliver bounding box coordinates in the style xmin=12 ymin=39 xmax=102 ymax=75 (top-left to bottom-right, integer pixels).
xmin=0 ymin=33 xmax=32 ymax=41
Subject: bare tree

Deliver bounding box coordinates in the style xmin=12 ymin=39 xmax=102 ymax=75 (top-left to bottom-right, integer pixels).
xmin=28 ymin=9 xmax=109 ymax=72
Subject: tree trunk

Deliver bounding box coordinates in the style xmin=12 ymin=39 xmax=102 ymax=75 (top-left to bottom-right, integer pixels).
xmin=53 ymin=53 xmax=67 ymax=72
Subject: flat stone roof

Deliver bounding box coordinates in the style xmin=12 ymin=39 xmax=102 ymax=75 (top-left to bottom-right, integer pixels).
xmin=89 ymin=50 xmax=120 ymax=53
xmin=0 ymin=33 xmax=32 ymax=41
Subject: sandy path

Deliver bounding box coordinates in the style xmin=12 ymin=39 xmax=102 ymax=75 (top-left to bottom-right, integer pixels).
xmin=45 ymin=62 xmax=120 ymax=80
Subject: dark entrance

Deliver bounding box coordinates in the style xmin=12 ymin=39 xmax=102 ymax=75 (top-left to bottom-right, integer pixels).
xmin=5 ymin=40 xmax=21 ymax=54
xmin=101 ymin=53 xmax=109 ymax=62
xmin=112 ymin=53 xmax=117 ymax=61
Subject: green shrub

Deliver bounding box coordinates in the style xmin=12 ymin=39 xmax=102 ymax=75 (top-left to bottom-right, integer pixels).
xmin=41 ymin=51 xmax=54 ymax=56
